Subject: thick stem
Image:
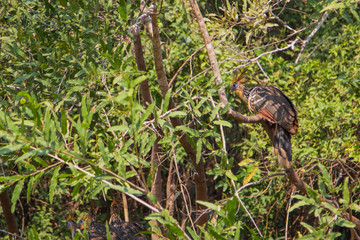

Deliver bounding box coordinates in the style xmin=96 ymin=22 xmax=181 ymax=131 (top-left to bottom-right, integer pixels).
xmin=188 ymin=0 xmax=227 ymax=106
xmin=150 ymin=138 xmax=163 ymax=204
xmin=133 ymin=30 xmax=153 ymax=105
xmin=0 ymin=190 xmax=19 ymax=239
xmin=150 ymin=2 xmax=208 ymax=225
xmin=166 ymin=157 xmax=176 ymax=216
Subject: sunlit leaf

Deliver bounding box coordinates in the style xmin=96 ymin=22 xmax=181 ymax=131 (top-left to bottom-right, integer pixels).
xmin=11 ymin=180 xmax=24 ymax=213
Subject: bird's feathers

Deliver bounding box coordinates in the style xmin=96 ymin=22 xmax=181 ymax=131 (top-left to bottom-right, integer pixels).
xmin=231 ymin=75 xmax=298 ymax=169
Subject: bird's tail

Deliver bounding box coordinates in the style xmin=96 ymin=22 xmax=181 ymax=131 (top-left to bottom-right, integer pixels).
xmin=273 ymin=124 xmax=292 ymax=170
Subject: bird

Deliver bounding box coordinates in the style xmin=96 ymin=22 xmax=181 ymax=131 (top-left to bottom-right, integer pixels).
xmin=79 ymin=204 xmax=121 ymax=240
xmin=230 ymin=72 xmax=298 ymax=170
xmin=66 ymin=215 xmax=81 ymax=239
xmin=109 ymin=198 xmax=148 ymax=240
xmin=109 ymin=198 xmax=123 ymax=228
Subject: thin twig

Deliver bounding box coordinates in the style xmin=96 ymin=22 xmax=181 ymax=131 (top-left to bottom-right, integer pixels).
xmin=0 ymin=230 xmax=25 ymax=239
xmin=285 ymin=186 xmax=295 ymax=240
xmin=224 ymin=38 xmax=300 ymax=74
xmin=256 ymin=60 xmax=270 ymax=82
xmin=295 ymin=12 xmax=329 ymax=63
xmin=209 ymin=96 xmax=264 ymax=238
xmin=47 ymin=152 xmax=161 ymax=213
xmin=171 ymin=142 xmax=196 ymax=231
xmin=128 ymin=3 xmax=157 ymax=34
xmin=168 ymin=46 xmax=205 ymax=88
xmin=236 ymin=173 xmax=286 ymax=194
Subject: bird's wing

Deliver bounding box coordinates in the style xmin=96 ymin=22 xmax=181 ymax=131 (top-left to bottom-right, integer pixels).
xmin=248 ymin=85 xmax=298 ymax=134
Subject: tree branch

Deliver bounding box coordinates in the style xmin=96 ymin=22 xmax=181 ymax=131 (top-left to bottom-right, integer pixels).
xmin=0 ymin=190 xmax=19 ymax=239
xmin=295 ymin=12 xmax=329 ymax=63
xmin=150 ymin=0 xmax=208 ymax=226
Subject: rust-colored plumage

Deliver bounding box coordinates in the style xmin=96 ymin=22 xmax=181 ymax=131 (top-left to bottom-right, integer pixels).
xmin=231 ymin=73 xmax=298 ymax=169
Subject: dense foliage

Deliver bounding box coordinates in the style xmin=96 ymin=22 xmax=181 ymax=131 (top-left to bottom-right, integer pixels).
xmin=0 ymin=0 xmax=359 ymax=239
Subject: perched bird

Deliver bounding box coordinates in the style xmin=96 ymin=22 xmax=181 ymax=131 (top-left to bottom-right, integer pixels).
xmin=230 ymin=73 xmax=298 ymax=170
xmin=66 ymin=215 xmax=80 ymax=239
xmin=109 ymin=198 xmax=147 ymax=240
xmin=79 ymin=205 xmax=120 ymax=240
xmin=109 ymin=198 xmax=123 ymax=228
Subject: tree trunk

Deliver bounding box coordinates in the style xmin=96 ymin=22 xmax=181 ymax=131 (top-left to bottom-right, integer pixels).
xmin=150 ymin=1 xmax=208 ymax=226
xmin=0 ymin=190 xmax=19 ymax=239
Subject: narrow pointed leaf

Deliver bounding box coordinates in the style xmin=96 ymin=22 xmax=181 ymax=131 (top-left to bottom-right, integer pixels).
xmin=11 ymin=180 xmax=24 ymax=213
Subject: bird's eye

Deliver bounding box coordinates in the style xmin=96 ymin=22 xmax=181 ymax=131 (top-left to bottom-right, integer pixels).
xmin=232 ymin=83 xmax=239 ymax=88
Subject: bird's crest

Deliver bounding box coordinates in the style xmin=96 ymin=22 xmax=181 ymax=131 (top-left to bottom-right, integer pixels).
xmin=111 ymin=198 xmax=118 ymax=207
xmin=67 ymin=214 xmax=74 ymax=221
xmin=232 ymin=71 xmax=247 ymax=85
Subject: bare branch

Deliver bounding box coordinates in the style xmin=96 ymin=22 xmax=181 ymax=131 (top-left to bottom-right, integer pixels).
xmin=295 ymin=12 xmax=329 ymax=63
xmin=224 ymin=38 xmax=300 ymax=74
xmin=188 ymin=0 xmax=227 ymax=106
xmin=236 ymin=173 xmax=286 ymax=194
xmin=226 ymin=108 xmax=265 ymax=123
xmin=168 ymin=45 xmax=205 ymax=88
xmin=47 ymin=152 xmax=160 ymax=213
xmin=150 ymin=0 xmax=208 ymax=226
xmin=128 ymin=3 xmax=157 ymax=35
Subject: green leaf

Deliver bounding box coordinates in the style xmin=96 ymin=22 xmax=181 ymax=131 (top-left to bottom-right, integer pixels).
xmin=11 ymin=180 xmax=24 ymax=213
xmin=350 ymin=5 xmax=360 ymax=21
xmin=186 ymin=227 xmax=201 ymax=240
xmin=109 ymin=184 xmax=143 ymax=196
xmin=175 ymin=125 xmax=199 ymax=137
xmin=106 ymin=222 xmax=111 ymax=240
xmin=81 ymin=95 xmax=88 ymax=121
xmin=60 ymin=108 xmax=67 ymax=135
xmin=336 ymin=219 xmax=356 ymax=228
xmin=89 ymin=184 xmax=107 ymax=199
xmin=307 ymin=186 xmax=320 ymax=204
xmin=300 ymin=222 xmax=315 ymax=232
xmin=98 ymin=138 xmax=108 ymax=162
xmin=321 ymin=1 xmax=346 ymax=12
xmin=210 ymin=103 xmax=221 ymax=121
xmin=0 ymin=143 xmax=24 ymax=155
xmin=49 ymin=166 xmax=60 ymax=204
xmin=349 ymin=203 xmax=360 ymax=213
xmin=318 ymin=163 xmax=332 ymax=188
xmin=118 ymin=0 xmax=128 ymax=20
xmin=321 ymin=201 xmax=338 ymax=214
xmin=27 ymin=176 xmax=35 ymax=203
xmin=44 ymin=107 xmax=51 ymax=141
xmin=147 ymin=192 xmax=158 ymax=204
xmin=225 ymin=170 xmax=238 ymax=181
xmin=107 ymin=125 xmax=129 ymax=132
xmin=213 ymin=120 xmax=233 ymax=128
xmin=132 ymin=75 xmax=148 ymax=87
xmin=196 ymin=139 xmax=202 ymax=164
xmin=162 ymin=89 xmax=172 ymax=114
xmin=15 ymin=150 xmax=36 ymax=163
xmin=209 ymin=228 xmax=227 ymax=240
xmin=343 ymin=177 xmax=350 ymax=206
xmin=289 ymin=195 xmax=316 ymax=212
xmin=197 ymin=200 xmax=226 ymax=218
xmin=140 ymin=102 xmax=155 ymax=125
xmin=167 ymin=111 xmax=188 ymax=118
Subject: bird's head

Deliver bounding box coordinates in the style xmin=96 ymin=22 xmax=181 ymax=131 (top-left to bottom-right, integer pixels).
xmin=110 ymin=198 xmax=119 ymax=213
xmin=230 ymin=71 xmax=247 ymax=92
xmin=78 ymin=216 xmax=90 ymax=229
xmin=66 ymin=215 xmax=78 ymax=233
xmin=230 ymin=71 xmax=250 ymax=102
